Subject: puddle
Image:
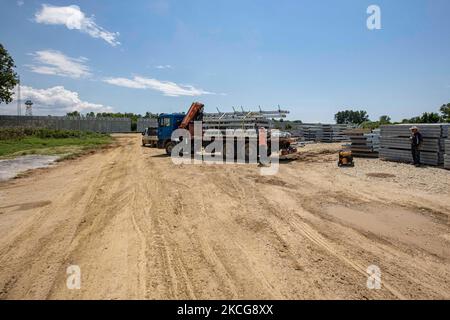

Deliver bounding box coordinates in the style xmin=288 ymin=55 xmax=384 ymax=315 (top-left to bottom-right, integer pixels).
xmin=326 ymin=204 xmax=449 ymax=258
xmin=0 ymin=155 xmax=60 ymax=181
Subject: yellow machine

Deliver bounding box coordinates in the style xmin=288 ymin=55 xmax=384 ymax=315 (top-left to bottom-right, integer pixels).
xmin=338 ymin=150 xmax=354 ymax=167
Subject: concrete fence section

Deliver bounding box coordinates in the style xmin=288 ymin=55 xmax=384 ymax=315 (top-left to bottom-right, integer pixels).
xmin=0 ymin=115 xmax=131 ymax=133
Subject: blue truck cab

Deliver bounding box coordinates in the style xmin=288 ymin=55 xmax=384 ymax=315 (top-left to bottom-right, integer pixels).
xmin=157 ymin=113 xmax=185 ymax=149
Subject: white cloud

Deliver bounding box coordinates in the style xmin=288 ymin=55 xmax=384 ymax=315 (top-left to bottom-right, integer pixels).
xmin=17 ymin=0 xmax=24 ymax=6
xmin=103 ymin=76 xmax=214 ymax=97
xmin=27 ymin=50 xmax=91 ymax=79
xmin=35 ymin=4 xmax=120 ymax=46
xmin=155 ymin=65 xmax=173 ymax=69
xmin=7 ymin=85 xmax=114 ymax=115
xmin=103 ymin=77 xmax=147 ymax=89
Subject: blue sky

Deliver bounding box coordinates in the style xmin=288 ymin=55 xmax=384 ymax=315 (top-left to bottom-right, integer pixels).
xmin=1 ymin=0 xmax=449 ymax=122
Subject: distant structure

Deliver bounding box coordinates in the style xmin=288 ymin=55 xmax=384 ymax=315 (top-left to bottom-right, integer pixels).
xmin=25 ymin=100 xmax=33 ymax=116
xmin=17 ymin=76 xmax=21 ymax=116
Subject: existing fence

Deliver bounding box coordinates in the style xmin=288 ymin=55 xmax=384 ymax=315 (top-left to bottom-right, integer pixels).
xmin=136 ymin=118 xmax=158 ymax=133
xmin=0 ymin=115 xmax=131 ymax=133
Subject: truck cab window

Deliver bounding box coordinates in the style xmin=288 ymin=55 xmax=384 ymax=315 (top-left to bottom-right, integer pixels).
xmin=163 ymin=118 xmax=171 ymax=127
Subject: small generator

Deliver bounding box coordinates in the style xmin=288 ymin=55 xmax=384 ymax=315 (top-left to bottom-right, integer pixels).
xmin=338 ymin=150 xmax=354 ymax=167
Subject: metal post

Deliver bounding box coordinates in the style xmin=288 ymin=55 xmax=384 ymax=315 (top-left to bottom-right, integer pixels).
xmin=17 ymin=76 xmax=21 ymax=116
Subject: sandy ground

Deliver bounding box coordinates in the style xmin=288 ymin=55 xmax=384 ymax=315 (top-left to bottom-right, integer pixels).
xmin=0 ymin=134 xmax=449 ymax=300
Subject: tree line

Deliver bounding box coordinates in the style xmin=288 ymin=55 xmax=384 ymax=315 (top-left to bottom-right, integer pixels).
xmin=334 ymin=105 xmax=450 ymax=129
xmin=65 ymin=111 xmax=159 ymax=131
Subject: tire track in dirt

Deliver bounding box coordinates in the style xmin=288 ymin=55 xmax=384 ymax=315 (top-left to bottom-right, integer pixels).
xmin=0 ymin=145 xmax=127 ymax=299
xmin=1 ymin=135 xmax=449 ymax=299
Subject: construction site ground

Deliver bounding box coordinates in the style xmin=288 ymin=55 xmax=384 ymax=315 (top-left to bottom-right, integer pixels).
xmin=0 ymin=134 xmax=449 ymax=299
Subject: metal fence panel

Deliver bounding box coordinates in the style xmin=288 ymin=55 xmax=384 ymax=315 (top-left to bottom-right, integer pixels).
xmin=137 ymin=118 xmax=158 ymax=133
xmin=0 ymin=115 xmax=131 ymax=133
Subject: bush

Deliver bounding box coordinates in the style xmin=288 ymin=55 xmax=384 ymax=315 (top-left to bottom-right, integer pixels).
xmin=0 ymin=127 xmax=108 ymax=140
xmin=0 ymin=128 xmax=27 ymax=140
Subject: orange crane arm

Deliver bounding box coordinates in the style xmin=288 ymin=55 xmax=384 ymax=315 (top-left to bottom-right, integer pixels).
xmin=179 ymin=102 xmax=204 ymax=129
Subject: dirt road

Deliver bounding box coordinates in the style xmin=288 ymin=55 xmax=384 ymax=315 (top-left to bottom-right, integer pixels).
xmin=0 ymin=134 xmax=449 ymax=299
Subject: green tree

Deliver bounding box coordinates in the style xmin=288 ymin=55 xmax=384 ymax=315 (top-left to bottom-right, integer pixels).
xmin=144 ymin=111 xmax=158 ymax=118
xmin=334 ymin=110 xmax=369 ymax=124
xmin=379 ymin=115 xmax=391 ymax=124
xmin=440 ymin=103 xmax=450 ymax=122
xmin=0 ymin=43 xmax=19 ymax=104
xmin=420 ymin=112 xmax=441 ymax=123
xmin=66 ymin=111 xmax=81 ymax=117
xmin=402 ymin=112 xmax=442 ymax=124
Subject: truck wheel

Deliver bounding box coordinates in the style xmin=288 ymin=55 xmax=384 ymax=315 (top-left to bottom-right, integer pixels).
xmin=165 ymin=141 xmax=176 ymax=156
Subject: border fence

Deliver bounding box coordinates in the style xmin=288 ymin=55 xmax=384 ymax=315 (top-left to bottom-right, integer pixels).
xmin=136 ymin=118 xmax=158 ymax=133
xmin=0 ymin=115 xmax=131 ymax=133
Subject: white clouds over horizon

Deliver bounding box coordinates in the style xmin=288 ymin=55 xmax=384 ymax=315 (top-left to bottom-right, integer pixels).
xmin=103 ymin=76 xmax=214 ymax=97
xmin=7 ymin=85 xmax=114 ymax=115
xmin=35 ymin=4 xmax=120 ymax=46
xmin=27 ymin=50 xmax=91 ymax=79
xmin=155 ymin=65 xmax=173 ymax=69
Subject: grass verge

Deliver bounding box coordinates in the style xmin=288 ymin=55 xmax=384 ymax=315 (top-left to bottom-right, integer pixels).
xmin=0 ymin=129 xmax=113 ymax=159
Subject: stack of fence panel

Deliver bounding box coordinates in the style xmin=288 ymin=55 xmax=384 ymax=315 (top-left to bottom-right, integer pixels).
xmin=297 ymin=124 xmax=321 ymax=141
xmin=203 ymin=116 xmax=271 ymax=130
xmin=292 ymin=124 xmax=353 ymax=142
xmin=202 ymin=110 xmax=286 ymax=131
xmin=203 ymin=109 xmax=289 ymax=132
xmin=346 ymin=129 xmax=380 ymax=158
xmin=445 ymin=126 xmax=450 ymax=169
xmin=319 ymin=124 xmax=352 ymax=142
xmin=380 ymin=124 xmax=449 ymax=166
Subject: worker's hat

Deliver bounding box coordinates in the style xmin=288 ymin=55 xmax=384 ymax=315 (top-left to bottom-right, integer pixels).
xmin=409 ymin=126 xmax=418 ymax=130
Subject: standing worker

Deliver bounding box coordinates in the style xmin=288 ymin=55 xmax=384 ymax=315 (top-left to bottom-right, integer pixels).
xmin=410 ymin=126 xmax=423 ymax=167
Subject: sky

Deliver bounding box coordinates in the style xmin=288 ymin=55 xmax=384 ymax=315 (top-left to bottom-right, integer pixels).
xmin=0 ymin=0 xmax=449 ymax=122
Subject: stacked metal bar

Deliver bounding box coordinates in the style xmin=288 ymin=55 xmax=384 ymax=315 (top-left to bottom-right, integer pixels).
xmin=346 ymin=129 xmax=380 ymax=158
xmin=380 ymin=124 xmax=449 ymax=166
xmin=295 ymin=124 xmax=353 ymax=142
xmin=296 ymin=124 xmax=321 ymax=141
xmin=202 ymin=109 xmax=288 ymax=130
xmin=445 ymin=126 xmax=450 ymax=169
xmin=318 ymin=124 xmax=353 ymax=142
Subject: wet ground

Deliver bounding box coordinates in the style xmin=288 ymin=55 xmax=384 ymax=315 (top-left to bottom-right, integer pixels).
xmin=0 ymin=155 xmax=60 ymax=181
